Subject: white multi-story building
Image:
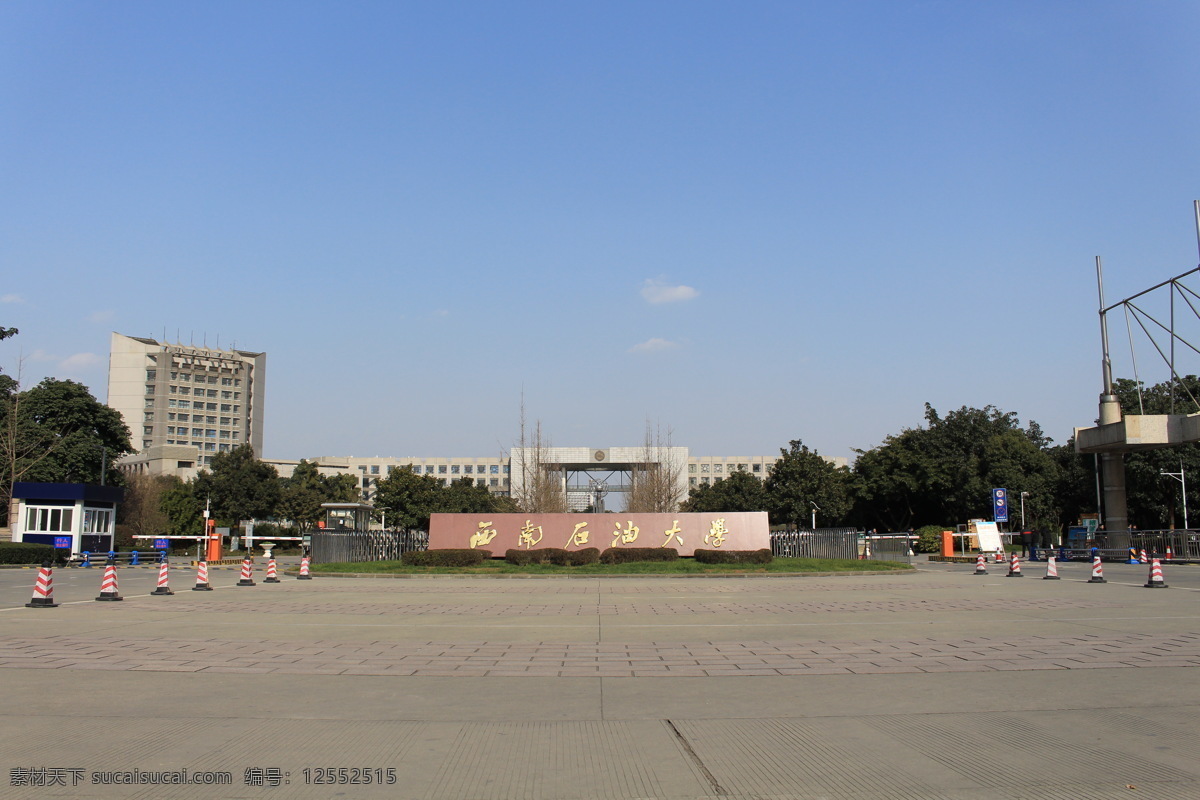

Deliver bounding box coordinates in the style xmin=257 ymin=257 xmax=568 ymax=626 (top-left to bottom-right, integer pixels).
xmin=265 ymin=449 xmax=847 ymax=508
xmin=108 ymin=333 xmax=266 ymax=478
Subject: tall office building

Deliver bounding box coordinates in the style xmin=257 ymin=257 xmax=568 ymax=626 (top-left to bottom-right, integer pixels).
xmin=107 ymin=333 xmax=266 ymax=473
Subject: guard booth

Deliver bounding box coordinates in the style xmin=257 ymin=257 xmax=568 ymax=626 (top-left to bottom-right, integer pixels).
xmin=10 ymin=482 xmax=124 ymax=555
xmin=319 ymin=502 xmax=373 ymax=532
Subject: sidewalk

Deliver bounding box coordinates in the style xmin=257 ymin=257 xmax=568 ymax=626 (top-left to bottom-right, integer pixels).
xmin=1 ymin=560 xmax=1198 ymax=798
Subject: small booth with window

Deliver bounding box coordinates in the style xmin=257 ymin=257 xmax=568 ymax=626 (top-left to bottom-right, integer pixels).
xmin=11 ymin=482 xmax=124 ymax=555
xmin=319 ymin=502 xmax=373 ymax=532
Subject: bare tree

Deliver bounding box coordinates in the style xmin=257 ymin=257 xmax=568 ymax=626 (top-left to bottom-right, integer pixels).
xmin=511 ymin=396 xmax=566 ymax=513
xmin=119 ymin=473 xmax=174 ymax=538
xmin=626 ymin=421 xmax=685 ymax=513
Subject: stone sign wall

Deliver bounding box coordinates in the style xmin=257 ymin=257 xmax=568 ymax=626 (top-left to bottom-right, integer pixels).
xmin=428 ymin=512 xmax=770 ymax=556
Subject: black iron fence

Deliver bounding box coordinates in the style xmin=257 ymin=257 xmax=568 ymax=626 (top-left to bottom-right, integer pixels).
xmin=309 ymin=530 xmax=428 ymax=563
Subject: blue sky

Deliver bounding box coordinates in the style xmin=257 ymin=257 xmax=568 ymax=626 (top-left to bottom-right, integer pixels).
xmin=3 ymin=1 xmax=1199 ymax=462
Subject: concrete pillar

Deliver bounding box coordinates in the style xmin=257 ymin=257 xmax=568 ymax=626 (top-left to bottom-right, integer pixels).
xmin=1098 ymin=392 xmax=1130 ymax=548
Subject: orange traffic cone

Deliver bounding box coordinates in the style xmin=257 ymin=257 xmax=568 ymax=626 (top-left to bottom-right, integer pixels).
xmin=973 ymin=554 xmax=987 ymax=575
xmin=25 ymin=562 xmax=59 ymax=608
xmin=297 ymin=556 xmax=312 ymax=580
xmin=95 ymin=558 xmax=123 ymax=601
xmin=264 ymin=556 xmax=280 ymax=583
xmin=236 ymin=556 xmax=255 ymax=587
xmin=151 ymin=558 xmax=173 ymax=595
xmin=1007 ymin=552 xmax=1023 ymax=577
xmin=192 ymin=560 xmax=213 ymax=591
xmin=1144 ymin=557 xmax=1168 ymax=588
xmin=1088 ymin=555 xmax=1106 ymax=584
xmin=1043 ymin=556 xmax=1060 ymax=580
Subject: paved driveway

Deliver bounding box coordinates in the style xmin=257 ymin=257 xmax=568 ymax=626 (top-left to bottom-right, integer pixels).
xmin=1 ymin=559 xmax=1198 ymax=798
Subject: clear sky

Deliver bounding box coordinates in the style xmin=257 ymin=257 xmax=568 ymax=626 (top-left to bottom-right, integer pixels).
xmin=3 ymin=1 xmax=1199 ymax=462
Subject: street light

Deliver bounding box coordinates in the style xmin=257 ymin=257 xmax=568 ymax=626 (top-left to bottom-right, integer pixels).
xmin=810 ymin=501 xmax=820 ymax=530
xmin=1160 ymin=462 xmax=1189 ymax=530
xmin=1020 ymin=491 xmax=1030 ymax=530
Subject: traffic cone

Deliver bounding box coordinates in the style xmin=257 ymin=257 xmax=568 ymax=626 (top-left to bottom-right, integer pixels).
xmin=1007 ymin=552 xmax=1023 ymax=577
xmin=994 ymin=549 xmax=1005 ymax=563
xmin=1088 ymin=555 xmax=1106 ymax=584
xmin=1144 ymin=557 xmax=1169 ymax=588
xmin=25 ymin=562 xmax=59 ymax=608
xmin=297 ymin=556 xmax=312 ymax=580
xmin=973 ymin=553 xmax=988 ymax=575
xmin=95 ymin=558 xmax=123 ymax=601
xmin=1166 ymin=545 xmax=1174 ymax=561
xmin=192 ymin=560 xmax=213 ymax=591
xmin=1139 ymin=549 xmax=1148 ymax=564
xmin=1043 ymin=556 xmax=1060 ymax=580
xmin=264 ymin=556 xmax=280 ymax=583
xmin=151 ymin=558 xmax=174 ymax=595
xmin=236 ymin=556 xmax=255 ymax=587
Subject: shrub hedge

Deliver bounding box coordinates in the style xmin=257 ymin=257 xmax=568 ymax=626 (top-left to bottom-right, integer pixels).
xmin=505 ymin=547 xmax=601 ymax=566
xmin=0 ymin=542 xmax=67 ymax=566
xmin=401 ymin=549 xmax=491 ymax=567
xmin=600 ymin=547 xmax=678 ymax=564
xmin=693 ymin=548 xmax=773 ymax=565
xmin=914 ymin=524 xmax=947 ymax=553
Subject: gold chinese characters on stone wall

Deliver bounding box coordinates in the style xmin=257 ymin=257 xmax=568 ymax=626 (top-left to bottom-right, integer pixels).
xmin=428 ymin=513 xmax=770 ymax=557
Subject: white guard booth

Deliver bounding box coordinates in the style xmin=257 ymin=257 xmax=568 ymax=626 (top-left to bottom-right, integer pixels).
xmin=10 ymin=482 xmax=124 ymax=555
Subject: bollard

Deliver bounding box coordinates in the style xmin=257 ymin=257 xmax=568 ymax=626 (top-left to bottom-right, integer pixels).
xmin=81 ymin=551 xmax=91 ymax=568
xmin=131 ymin=550 xmax=140 ymax=566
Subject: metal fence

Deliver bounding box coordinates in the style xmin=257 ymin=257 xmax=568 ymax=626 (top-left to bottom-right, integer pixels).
xmin=1127 ymin=529 xmax=1200 ymax=560
xmin=770 ymin=528 xmax=861 ymax=560
xmin=863 ymin=533 xmax=916 ymax=564
xmin=309 ymin=530 xmax=428 ymax=563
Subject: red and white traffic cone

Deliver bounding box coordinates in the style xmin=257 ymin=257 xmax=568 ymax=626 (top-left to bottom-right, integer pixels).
xmin=264 ymin=556 xmax=280 ymax=583
xmin=192 ymin=560 xmax=213 ymax=591
xmin=236 ymin=556 xmax=256 ymax=587
xmin=1144 ymin=557 xmax=1169 ymax=589
xmin=1043 ymin=555 xmax=1060 ymax=580
xmin=25 ymin=562 xmax=59 ymax=608
xmin=973 ymin=553 xmax=988 ymax=575
xmin=95 ymin=558 xmax=123 ymax=601
xmin=297 ymin=556 xmax=312 ymax=580
xmin=1088 ymin=554 xmax=1106 ymax=584
xmin=994 ymin=549 xmax=1005 ymax=563
xmin=1166 ymin=545 xmax=1174 ymax=561
xmin=151 ymin=558 xmax=174 ymax=595
xmin=1139 ymin=549 xmax=1148 ymax=564
xmin=1007 ymin=552 xmax=1023 ymax=577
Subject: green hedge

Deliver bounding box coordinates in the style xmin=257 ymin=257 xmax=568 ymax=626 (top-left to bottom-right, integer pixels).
xmin=693 ymin=548 xmax=773 ymax=565
xmin=600 ymin=547 xmax=678 ymax=564
xmin=0 ymin=542 xmax=68 ymax=566
xmin=914 ymin=525 xmax=948 ymax=553
xmin=505 ymin=547 xmax=601 ymax=566
xmin=401 ymin=549 xmax=491 ymax=567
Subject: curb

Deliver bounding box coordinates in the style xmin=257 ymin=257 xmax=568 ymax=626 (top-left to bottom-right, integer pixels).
xmin=293 ymin=569 xmax=914 ymax=580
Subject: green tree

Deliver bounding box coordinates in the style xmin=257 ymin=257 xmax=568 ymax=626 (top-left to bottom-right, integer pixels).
xmin=119 ymin=473 xmax=175 ymax=538
xmin=680 ymin=469 xmax=767 ymax=513
xmin=764 ymin=440 xmax=852 ymax=528
xmin=159 ymin=477 xmax=203 ymax=537
xmin=1 ymin=377 xmax=133 ymax=524
xmin=373 ymin=465 xmax=445 ymax=530
xmin=192 ymin=444 xmax=280 ymax=523
xmin=277 ymin=461 xmax=366 ymax=530
xmin=442 ymin=477 xmax=497 ymax=514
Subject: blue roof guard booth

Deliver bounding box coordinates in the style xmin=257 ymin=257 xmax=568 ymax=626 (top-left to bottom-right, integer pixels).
xmin=12 ymin=482 xmax=125 ymax=555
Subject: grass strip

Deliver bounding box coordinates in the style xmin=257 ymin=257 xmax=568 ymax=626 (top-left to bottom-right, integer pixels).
xmin=310 ymin=557 xmax=914 ymax=576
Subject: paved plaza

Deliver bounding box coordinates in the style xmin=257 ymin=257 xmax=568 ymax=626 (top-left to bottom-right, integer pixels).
xmin=1 ymin=558 xmax=1198 ymax=799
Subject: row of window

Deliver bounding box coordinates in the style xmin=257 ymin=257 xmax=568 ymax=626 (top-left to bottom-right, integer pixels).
xmin=23 ymin=507 xmax=113 ymax=534
xmin=166 ymin=400 xmax=239 ymax=412
xmin=690 ymin=463 xmax=764 ymax=474
xmin=163 ymin=385 xmax=241 ymax=399
xmin=162 ymin=440 xmax=233 ymax=453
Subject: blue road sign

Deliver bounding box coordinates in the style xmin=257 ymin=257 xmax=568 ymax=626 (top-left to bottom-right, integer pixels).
xmin=154 ymin=538 xmax=169 ymax=550
xmin=993 ymin=488 xmax=1009 ymax=523
xmin=53 ymin=536 xmax=71 ymax=549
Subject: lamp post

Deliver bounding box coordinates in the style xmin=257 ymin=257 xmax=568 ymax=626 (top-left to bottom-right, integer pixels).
xmin=1160 ymin=463 xmax=1189 ymax=530
xmin=1020 ymin=491 xmax=1029 ymax=530
xmin=810 ymin=501 xmax=820 ymax=530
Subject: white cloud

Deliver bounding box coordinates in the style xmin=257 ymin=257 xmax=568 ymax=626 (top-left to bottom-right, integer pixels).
xmin=640 ymin=278 xmax=699 ymax=304
xmin=59 ymin=352 xmax=102 ymax=371
xmin=628 ymin=337 xmax=679 ymax=354
xmin=1 ymin=294 xmax=24 ymax=304
xmin=87 ymin=310 xmax=114 ymax=323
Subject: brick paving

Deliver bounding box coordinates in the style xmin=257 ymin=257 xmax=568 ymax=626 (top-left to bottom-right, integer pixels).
xmin=2 ymin=632 xmax=1198 ymax=676
xmin=108 ymin=596 xmax=1119 ymax=616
